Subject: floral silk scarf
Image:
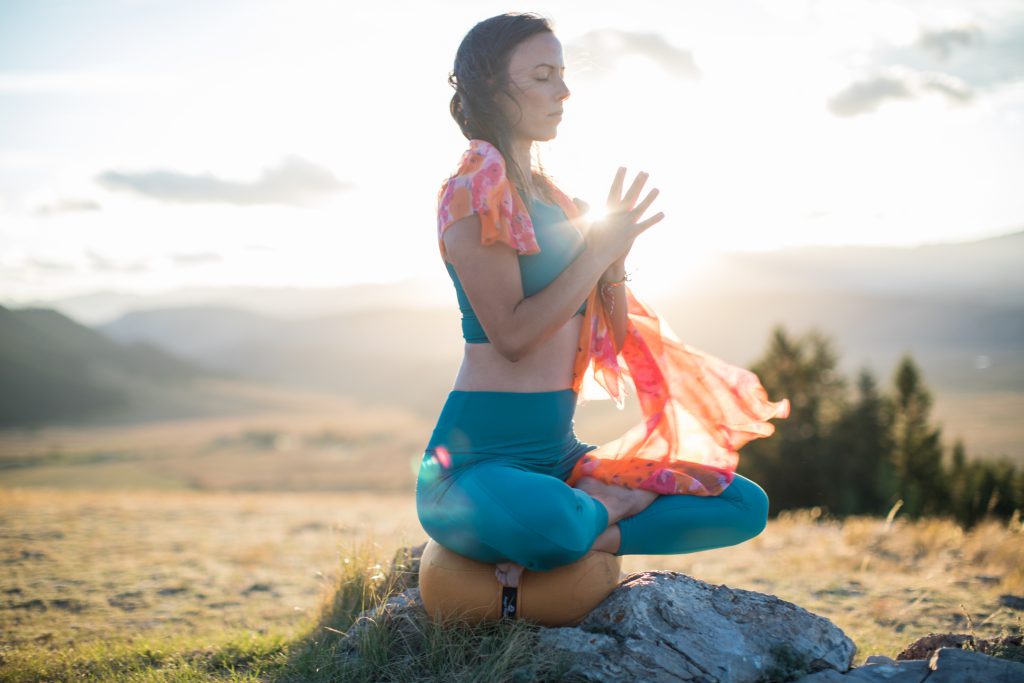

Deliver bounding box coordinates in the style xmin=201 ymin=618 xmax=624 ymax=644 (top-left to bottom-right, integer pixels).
xmin=437 ymin=139 xmax=790 ymax=496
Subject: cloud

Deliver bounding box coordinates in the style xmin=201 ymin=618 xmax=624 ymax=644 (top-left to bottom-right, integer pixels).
xmin=831 ymin=11 xmax=1024 ymax=117
xmin=916 ymin=25 xmax=981 ymax=61
xmin=87 ymin=251 xmax=150 ymax=273
xmin=171 ymin=252 xmax=222 ymax=266
xmin=566 ymin=28 xmax=700 ymax=79
xmin=29 ymin=259 xmax=77 ymax=272
xmin=33 ymin=198 xmax=102 ymax=216
xmin=827 ymin=66 xmax=973 ymax=117
xmin=95 ymin=155 xmax=354 ymax=206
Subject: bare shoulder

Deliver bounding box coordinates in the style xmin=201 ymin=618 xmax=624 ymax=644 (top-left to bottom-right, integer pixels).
xmin=442 ymin=213 xmax=518 ymax=267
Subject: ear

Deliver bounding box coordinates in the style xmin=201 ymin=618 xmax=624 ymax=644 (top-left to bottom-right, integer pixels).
xmin=572 ymin=197 xmax=590 ymax=215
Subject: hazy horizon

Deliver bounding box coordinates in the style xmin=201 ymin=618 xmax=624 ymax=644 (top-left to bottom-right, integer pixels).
xmin=2 ymin=0 xmax=1023 ymax=304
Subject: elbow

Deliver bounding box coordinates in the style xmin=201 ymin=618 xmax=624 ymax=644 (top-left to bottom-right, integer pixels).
xmin=493 ymin=326 xmax=530 ymax=363
xmin=491 ymin=305 xmax=529 ymax=362
xmin=494 ymin=335 xmax=524 ymax=363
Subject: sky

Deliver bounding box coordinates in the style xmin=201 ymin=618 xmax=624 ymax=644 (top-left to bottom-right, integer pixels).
xmin=1 ymin=0 xmax=1022 ymax=304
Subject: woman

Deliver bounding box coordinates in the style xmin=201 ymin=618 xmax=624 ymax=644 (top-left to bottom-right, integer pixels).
xmin=416 ymin=12 xmax=786 ymax=590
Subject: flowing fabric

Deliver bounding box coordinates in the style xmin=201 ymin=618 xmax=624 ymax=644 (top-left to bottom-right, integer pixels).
xmin=437 ymin=139 xmax=790 ymax=496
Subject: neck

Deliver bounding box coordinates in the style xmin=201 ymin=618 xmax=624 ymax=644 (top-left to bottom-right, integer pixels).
xmin=511 ymin=136 xmax=533 ymax=193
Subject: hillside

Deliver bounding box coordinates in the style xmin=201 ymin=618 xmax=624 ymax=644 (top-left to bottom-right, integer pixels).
xmin=0 ymin=305 xmax=273 ymax=427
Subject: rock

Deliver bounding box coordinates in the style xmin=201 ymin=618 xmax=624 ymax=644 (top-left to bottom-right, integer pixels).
xmin=343 ymin=586 xmax=426 ymax=654
xmin=348 ymin=549 xmax=860 ymax=682
xmin=897 ymin=631 xmax=1024 ymax=664
xmin=793 ymin=657 xmax=929 ymax=682
xmin=536 ymin=571 xmax=857 ymax=682
xmin=387 ymin=541 xmax=425 ymax=593
xmin=926 ymin=646 xmax=1024 ymax=682
xmin=342 ymin=546 xmax=1024 ymax=682
xmin=999 ymin=594 xmax=1024 ymax=610
xmin=791 ymin=670 xmax=849 ymax=682
xmin=896 ymin=632 xmax=972 ymax=660
xmin=792 ymin=641 xmax=1024 ymax=682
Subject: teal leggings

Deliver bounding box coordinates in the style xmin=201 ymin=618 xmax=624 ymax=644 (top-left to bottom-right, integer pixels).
xmin=415 ymin=389 xmax=769 ymax=572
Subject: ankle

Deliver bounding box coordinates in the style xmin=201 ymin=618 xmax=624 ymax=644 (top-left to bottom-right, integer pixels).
xmin=590 ymin=523 xmax=621 ymax=554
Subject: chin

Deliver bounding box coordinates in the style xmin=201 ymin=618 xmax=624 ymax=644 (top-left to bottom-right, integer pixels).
xmin=537 ymin=127 xmax=559 ymax=142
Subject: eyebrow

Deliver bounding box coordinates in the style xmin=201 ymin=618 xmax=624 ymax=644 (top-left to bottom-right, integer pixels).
xmin=535 ymin=63 xmax=566 ymax=70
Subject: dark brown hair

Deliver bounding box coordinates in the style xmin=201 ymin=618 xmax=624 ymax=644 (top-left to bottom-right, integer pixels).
xmin=448 ymin=12 xmax=559 ymax=205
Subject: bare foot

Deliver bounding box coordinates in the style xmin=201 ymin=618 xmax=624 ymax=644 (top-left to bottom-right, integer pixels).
xmin=495 ymin=561 xmax=525 ymax=588
xmin=575 ymin=476 xmax=658 ymax=524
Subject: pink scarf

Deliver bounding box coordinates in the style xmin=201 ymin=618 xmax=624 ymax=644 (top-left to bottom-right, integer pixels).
xmin=438 ymin=139 xmax=790 ymax=495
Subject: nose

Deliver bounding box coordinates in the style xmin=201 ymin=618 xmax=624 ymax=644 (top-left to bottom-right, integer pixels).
xmin=558 ymin=80 xmax=570 ymax=102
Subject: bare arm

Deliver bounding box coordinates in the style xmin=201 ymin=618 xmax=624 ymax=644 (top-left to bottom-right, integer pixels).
xmin=600 ymin=260 xmax=629 ymax=353
xmin=442 ymin=214 xmax=613 ymax=362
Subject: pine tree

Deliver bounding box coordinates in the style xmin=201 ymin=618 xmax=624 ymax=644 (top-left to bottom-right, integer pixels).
xmin=889 ymin=354 xmax=949 ymax=518
xmin=828 ymin=368 xmax=897 ymax=515
xmin=743 ymin=325 xmax=847 ymax=513
xmin=948 ymin=438 xmax=969 ymax=522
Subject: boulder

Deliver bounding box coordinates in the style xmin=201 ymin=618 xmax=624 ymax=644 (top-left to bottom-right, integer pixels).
xmin=534 ymin=571 xmax=856 ymax=682
xmin=791 ymin=638 xmax=1024 ymax=682
xmin=343 ymin=544 xmax=858 ymax=682
xmin=341 ymin=545 xmax=1024 ymax=682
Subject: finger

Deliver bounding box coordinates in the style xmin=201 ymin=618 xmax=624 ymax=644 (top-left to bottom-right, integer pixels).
xmin=634 ymin=211 xmax=665 ymax=233
xmin=631 ymin=187 xmax=659 ymax=217
xmin=607 ymin=167 xmax=626 ymax=207
xmin=622 ymin=171 xmax=649 ymax=210
xmin=572 ymin=197 xmax=590 ymax=214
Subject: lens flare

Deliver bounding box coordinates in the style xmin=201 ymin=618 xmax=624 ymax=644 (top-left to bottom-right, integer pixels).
xmin=434 ymin=445 xmax=452 ymax=469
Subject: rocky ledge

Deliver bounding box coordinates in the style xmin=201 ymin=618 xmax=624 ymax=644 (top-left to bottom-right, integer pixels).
xmin=340 ymin=543 xmax=1024 ymax=682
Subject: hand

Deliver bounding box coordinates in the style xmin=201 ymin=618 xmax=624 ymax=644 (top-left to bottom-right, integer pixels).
xmin=573 ymin=197 xmax=628 ymax=279
xmin=601 ymin=256 xmax=628 ymax=285
xmin=584 ymin=167 xmax=663 ymax=270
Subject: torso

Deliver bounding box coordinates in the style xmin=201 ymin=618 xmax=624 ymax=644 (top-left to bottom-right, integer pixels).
xmin=445 ymin=181 xmax=585 ymax=393
xmin=451 ymin=312 xmax=584 ymax=392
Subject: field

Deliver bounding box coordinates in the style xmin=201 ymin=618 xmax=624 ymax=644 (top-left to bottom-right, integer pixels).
xmin=1 ymin=399 xmax=1022 ymax=679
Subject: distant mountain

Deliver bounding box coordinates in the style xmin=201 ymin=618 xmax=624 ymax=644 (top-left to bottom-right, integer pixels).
xmin=95 ymin=290 xmax=1023 ymax=408
xmin=99 ymin=306 xmax=464 ymax=418
xmin=698 ymin=228 xmax=1024 ymax=307
xmin=8 ymin=228 xmax=1022 ymax=326
xmin=4 ymin=228 xmax=1022 ymax=447
xmin=7 ymin=276 xmax=453 ymax=328
xmin=93 ymin=229 xmax=1023 ymax=399
xmin=0 ymin=305 xmax=259 ymax=427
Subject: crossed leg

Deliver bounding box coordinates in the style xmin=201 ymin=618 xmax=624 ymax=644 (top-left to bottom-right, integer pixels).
xmin=495 ymin=475 xmax=658 ymax=585
xmin=416 ymin=460 xmax=612 ymax=579
xmin=416 ymin=455 xmax=769 ymax=588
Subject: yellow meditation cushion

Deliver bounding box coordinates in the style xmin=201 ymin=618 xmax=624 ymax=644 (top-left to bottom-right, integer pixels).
xmin=417 ymin=538 xmax=623 ymax=627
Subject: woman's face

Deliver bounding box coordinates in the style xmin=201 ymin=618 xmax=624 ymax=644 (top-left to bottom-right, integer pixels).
xmin=497 ymin=32 xmax=570 ymax=143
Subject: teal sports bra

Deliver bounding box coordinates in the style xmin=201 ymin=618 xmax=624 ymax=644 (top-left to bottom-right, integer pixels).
xmin=444 ymin=196 xmax=588 ymax=344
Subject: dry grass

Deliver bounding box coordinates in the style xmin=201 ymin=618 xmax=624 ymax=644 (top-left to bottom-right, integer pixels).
xmin=0 ymin=487 xmax=420 ymax=654
xmin=0 ymin=402 xmax=432 ymax=492
xmin=1 ymin=403 xmax=1021 ymax=678
xmin=1 ymin=488 xmax=1021 ymax=673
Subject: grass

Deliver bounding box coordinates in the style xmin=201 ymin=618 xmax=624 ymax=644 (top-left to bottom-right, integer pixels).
xmin=274 ymin=540 xmax=574 ymax=682
xmin=1 ymin=487 xmax=1022 ymax=681
xmin=0 ymin=538 xmax=573 ymax=682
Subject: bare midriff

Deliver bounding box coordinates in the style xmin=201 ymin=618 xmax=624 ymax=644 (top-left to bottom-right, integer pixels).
xmin=451 ymin=311 xmax=584 ymax=392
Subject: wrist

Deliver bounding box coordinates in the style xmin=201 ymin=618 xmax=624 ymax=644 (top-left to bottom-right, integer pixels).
xmin=600 ymin=265 xmax=627 ymax=285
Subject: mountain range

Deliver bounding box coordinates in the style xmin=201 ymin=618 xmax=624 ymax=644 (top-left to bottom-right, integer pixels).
xmin=2 ymin=228 xmax=1021 ymax=458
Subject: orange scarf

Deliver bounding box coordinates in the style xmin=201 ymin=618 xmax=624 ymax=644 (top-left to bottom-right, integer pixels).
xmin=438 ymin=139 xmax=790 ymax=496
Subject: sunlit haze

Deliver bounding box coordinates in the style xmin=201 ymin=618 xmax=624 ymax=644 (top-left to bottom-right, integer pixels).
xmin=1 ymin=0 xmax=1022 ymax=303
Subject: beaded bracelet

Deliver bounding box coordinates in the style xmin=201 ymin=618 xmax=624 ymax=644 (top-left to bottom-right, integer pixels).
xmin=599 ymin=271 xmax=631 ymax=316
